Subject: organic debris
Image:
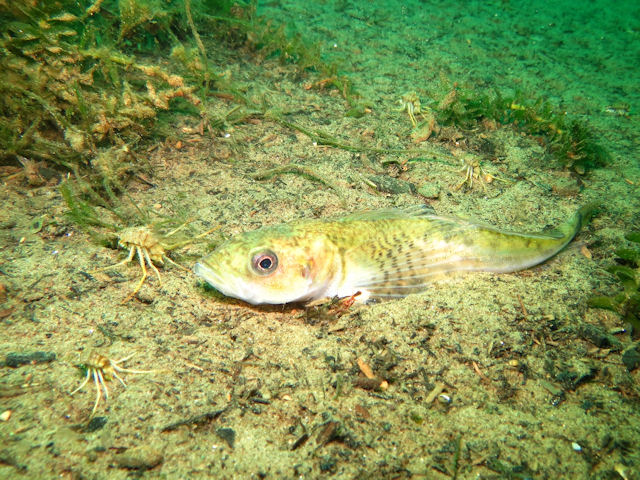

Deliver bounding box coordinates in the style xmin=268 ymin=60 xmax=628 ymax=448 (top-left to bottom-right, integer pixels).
xmin=4 ymin=351 xmax=56 ymax=368
xmin=160 ymin=408 xmax=226 ymax=432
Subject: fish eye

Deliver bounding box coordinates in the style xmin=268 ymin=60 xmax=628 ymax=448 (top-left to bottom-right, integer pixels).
xmin=251 ymin=250 xmax=278 ymax=275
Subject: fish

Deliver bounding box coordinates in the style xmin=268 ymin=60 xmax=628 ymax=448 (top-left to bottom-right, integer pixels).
xmin=194 ymin=205 xmax=595 ymax=305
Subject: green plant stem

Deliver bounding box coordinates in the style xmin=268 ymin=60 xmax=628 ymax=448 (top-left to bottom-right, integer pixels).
xmin=184 ymin=0 xmax=210 ymax=92
xmin=269 ymin=114 xmax=452 ymax=159
xmin=251 ymin=164 xmax=341 ymax=192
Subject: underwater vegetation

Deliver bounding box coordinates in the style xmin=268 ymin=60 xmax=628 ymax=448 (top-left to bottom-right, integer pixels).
xmin=424 ymin=80 xmax=609 ymax=173
xmin=588 ymin=232 xmax=640 ymax=337
xmin=1 ymin=0 xmax=365 ymax=274
xmin=0 ymin=0 xmax=207 ymax=190
xmin=0 ymin=0 xmax=336 ymax=191
xmin=0 ymin=0 xmax=362 ymax=278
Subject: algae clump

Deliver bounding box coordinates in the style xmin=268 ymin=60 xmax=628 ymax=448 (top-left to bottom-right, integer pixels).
xmin=428 ymin=80 xmax=609 ymax=173
xmin=589 ymin=232 xmax=640 ymax=336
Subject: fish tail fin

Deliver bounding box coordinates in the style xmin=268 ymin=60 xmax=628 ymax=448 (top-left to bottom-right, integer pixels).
xmin=557 ymin=203 xmax=599 ymax=240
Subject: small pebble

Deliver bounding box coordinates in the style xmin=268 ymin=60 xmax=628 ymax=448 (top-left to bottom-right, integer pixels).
xmin=571 ymin=442 xmax=582 ymax=452
xmin=368 ymin=175 xmax=415 ymax=194
xmin=85 ymin=416 xmax=108 ymax=433
xmin=622 ymin=346 xmax=640 ymax=372
xmin=116 ymin=448 xmax=163 ymax=471
xmin=0 ymin=410 xmax=11 ymax=421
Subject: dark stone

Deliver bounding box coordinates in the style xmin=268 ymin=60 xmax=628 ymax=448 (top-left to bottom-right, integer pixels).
xmin=319 ymin=456 xmax=337 ymax=473
xmin=577 ymin=324 xmax=622 ymax=351
xmin=216 ymin=427 xmax=236 ymax=448
xmin=85 ymin=416 xmax=108 ymax=433
xmin=368 ymin=175 xmax=415 ymax=194
xmin=555 ymin=363 xmax=597 ymax=390
xmin=5 ymin=351 xmax=56 ymax=367
xmin=622 ymin=347 xmax=640 ymax=371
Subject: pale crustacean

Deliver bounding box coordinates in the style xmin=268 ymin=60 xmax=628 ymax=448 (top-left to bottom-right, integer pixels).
xmin=70 ymin=352 xmax=153 ymax=416
xmin=194 ymin=205 xmax=594 ymax=306
xmin=93 ymin=223 xmax=216 ymax=303
xmin=449 ymin=151 xmax=513 ymax=192
xmin=454 ymin=153 xmax=496 ymax=191
xmin=397 ymin=92 xmax=425 ymax=128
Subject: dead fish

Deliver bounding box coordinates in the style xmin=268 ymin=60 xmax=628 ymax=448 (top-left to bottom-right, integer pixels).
xmin=194 ymin=205 xmax=595 ymax=305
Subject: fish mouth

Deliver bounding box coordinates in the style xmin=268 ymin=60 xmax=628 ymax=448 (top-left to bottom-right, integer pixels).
xmin=194 ymin=261 xmax=250 ymax=302
xmin=194 ymin=261 xmax=258 ymax=303
xmin=194 ymin=262 xmax=225 ymax=290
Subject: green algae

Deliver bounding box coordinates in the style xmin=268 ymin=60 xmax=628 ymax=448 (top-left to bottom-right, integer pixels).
xmin=430 ymin=82 xmax=609 ymax=173
xmin=0 ymin=0 xmax=334 ymax=195
xmin=589 ymin=232 xmax=640 ymax=336
xmin=0 ymin=0 xmax=204 ymax=188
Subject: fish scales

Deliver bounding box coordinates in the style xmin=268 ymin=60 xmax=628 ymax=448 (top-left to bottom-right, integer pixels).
xmin=194 ymin=205 xmax=594 ymax=305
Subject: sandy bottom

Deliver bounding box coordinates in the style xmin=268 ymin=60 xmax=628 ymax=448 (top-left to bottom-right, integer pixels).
xmin=1 ymin=0 xmax=639 ymax=478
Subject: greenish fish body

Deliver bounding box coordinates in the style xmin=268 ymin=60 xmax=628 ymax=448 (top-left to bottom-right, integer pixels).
xmin=194 ymin=206 xmax=593 ymax=305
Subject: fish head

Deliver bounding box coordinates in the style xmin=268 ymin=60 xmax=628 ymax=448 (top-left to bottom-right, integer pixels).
xmin=194 ymin=225 xmax=337 ymax=305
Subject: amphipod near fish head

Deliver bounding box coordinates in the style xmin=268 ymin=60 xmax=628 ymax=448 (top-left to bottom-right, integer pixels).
xmin=194 ymin=224 xmax=341 ymax=305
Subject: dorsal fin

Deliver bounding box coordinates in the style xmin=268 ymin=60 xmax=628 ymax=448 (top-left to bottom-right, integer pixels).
xmin=335 ymin=205 xmax=436 ymax=223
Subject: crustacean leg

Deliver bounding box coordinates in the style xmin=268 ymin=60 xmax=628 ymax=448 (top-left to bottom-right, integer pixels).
xmin=120 ymin=246 xmax=163 ymax=303
xmin=92 ymin=246 xmax=136 ymax=273
xmin=69 ymin=365 xmax=108 ymax=416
